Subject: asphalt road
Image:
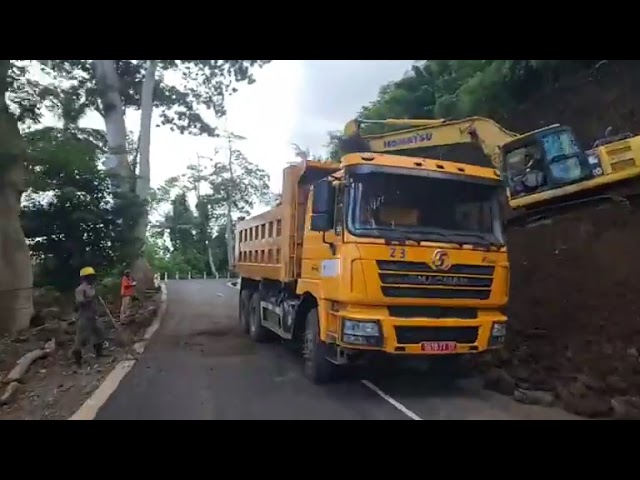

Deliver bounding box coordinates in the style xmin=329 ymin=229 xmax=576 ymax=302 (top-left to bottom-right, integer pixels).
xmin=96 ymin=280 xmax=579 ymax=420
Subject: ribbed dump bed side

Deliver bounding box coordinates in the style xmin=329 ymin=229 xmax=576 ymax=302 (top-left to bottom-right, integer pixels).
xmin=234 ymin=160 xmax=339 ymax=283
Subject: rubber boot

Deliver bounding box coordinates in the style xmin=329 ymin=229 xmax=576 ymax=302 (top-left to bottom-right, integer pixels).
xmin=94 ymin=342 xmax=104 ymax=358
xmin=72 ymin=349 xmax=82 ymax=367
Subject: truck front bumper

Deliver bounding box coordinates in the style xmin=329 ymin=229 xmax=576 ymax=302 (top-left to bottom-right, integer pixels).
xmin=333 ymin=308 xmax=507 ymax=355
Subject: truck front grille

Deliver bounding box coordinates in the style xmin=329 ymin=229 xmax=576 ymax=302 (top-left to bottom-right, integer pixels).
xmin=377 ymin=260 xmax=494 ymax=300
xmin=388 ymin=306 xmax=478 ymax=319
xmin=394 ymin=326 xmax=479 ymax=345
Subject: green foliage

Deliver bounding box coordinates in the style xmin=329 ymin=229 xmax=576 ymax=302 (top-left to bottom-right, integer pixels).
xmin=206 ymin=149 xmax=272 ymax=220
xmin=326 ymin=60 xmax=607 ymax=159
xmin=21 ymin=126 xmax=142 ymax=292
xmin=45 ymin=60 xmax=271 ymax=137
xmin=358 ymin=60 xmax=604 ymax=127
xmin=148 ymin=144 xmax=273 ymax=276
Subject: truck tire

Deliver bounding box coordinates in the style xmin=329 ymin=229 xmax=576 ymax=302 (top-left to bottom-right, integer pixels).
xmin=239 ymin=290 xmax=252 ymax=334
xmin=248 ymin=292 xmax=271 ymax=343
xmin=303 ymin=308 xmax=337 ymax=384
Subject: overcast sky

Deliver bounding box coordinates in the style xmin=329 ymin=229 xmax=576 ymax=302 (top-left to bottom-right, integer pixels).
xmin=58 ymin=60 xmax=414 ymax=205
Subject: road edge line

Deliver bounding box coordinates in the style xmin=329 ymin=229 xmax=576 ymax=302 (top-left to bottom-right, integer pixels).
xmin=361 ymin=379 xmax=423 ymax=420
xmin=68 ymin=283 xmax=168 ymax=421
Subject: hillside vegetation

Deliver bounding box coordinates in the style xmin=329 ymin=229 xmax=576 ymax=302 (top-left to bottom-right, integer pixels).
xmin=337 ymin=59 xmax=640 ymax=418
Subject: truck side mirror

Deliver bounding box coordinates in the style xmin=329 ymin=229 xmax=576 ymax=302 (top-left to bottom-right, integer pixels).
xmin=310 ymin=179 xmax=335 ymax=232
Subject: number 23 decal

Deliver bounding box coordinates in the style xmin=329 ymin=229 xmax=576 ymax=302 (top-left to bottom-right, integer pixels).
xmin=389 ymin=247 xmax=406 ymax=259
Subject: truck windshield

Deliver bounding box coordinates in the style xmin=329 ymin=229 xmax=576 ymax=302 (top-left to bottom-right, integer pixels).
xmin=347 ymin=171 xmax=504 ymax=247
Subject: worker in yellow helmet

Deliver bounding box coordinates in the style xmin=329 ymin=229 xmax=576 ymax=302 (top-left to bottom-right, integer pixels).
xmin=72 ymin=266 xmax=105 ymax=367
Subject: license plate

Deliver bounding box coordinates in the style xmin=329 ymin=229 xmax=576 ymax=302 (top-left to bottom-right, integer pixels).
xmin=420 ymin=341 xmax=456 ymax=353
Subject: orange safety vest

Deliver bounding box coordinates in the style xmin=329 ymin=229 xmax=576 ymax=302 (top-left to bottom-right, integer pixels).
xmin=121 ymin=276 xmax=135 ymax=297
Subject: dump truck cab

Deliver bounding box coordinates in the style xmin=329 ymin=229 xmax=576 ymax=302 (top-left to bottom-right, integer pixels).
xmin=299 ymin=153 xmax=508 ymax=362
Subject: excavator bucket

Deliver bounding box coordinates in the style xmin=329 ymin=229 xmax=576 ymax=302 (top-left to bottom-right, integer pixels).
xmin=343 ymin=119 xmax=361 ymax=137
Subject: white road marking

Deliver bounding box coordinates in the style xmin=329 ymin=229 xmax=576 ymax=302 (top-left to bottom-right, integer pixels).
xmin=216 ymin=293 xmax=224 ymax=297
xmin=361 ymin=379 xmax=423 ymax=420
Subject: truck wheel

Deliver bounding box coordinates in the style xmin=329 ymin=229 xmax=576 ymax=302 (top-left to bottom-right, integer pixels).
xmin=303 ymin=308 xmax=337 ymax=384
xmin=239 ymin=290 xmax=252 ymax=334
xmin=248 ymin=292 xmax=270 ymax=343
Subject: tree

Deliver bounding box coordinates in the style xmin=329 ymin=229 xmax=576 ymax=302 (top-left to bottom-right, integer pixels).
xmin=21 ymin=126 xmax=138 ymax=292
xmin=47 ymin=60 xmax=271 ymax=286
xmin=206 ymin=145 xmax=272 ymax=268
xmin=0 ymin=60 xmax=33 ymax=332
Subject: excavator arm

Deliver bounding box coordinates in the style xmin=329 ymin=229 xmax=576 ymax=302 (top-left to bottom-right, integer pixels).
xmin=343 ymin=116 xmax=520 ymax=169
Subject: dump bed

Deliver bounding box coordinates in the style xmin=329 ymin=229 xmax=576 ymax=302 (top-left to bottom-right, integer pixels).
xmin=234 ymin=160 xmax=339 ymax=283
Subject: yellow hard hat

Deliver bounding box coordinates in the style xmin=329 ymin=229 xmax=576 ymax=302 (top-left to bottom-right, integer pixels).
xmin=80 ymin=266 xmax=96 ymax=277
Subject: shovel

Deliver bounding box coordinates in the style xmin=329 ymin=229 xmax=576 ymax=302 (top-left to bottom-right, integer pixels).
xmin=98 ymin=296 xmax=139 ymax=360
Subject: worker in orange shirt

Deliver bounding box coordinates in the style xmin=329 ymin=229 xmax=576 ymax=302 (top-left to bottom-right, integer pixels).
xmin=120 ymin=270 xmax=137 ymax=323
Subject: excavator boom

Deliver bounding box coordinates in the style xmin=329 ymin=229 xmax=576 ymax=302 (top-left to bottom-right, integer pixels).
xmin=344 ymin=116 xmax=522 ymax=168
xmin=342 ymin=116 xmax=640 ymax=225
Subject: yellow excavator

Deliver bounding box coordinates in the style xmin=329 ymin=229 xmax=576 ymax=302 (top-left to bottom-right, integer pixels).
xmin=341 ymin=116 xmax=640 ymax=226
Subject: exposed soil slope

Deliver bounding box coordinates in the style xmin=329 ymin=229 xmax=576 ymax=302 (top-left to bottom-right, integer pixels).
xmin=489 ymin=60 xmax=640 ymax=418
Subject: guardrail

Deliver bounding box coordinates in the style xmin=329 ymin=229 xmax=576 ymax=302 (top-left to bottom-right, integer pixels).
xmin=160 ymin=272 xmax=238 ymax=281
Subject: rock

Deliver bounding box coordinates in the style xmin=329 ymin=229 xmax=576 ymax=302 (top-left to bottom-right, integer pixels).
xmin=577 ymin=374 xmax=606 ymax=392
xmin=30 ymin=310 xmax=45 ymax=328
xmin=40 ymin=307 xmax=62 ymax=322
xmin=605 ymin=375 xmax=627 ymax=392
xmin=44 ymin=338 xmax=56 ymax=353
xmin=565 ymin=379 xmax=589 ymax=398
xmin=627 ymin=347 xmax=639 ymax=357
xmin=557 ymin=385 xmax=612 ymax=418
xmin=611 ymin=396 xmax=640 ymax=420
xmin=0 ymin=382 xmax=20 ymax=405
xmin=483 ymin=368 xmax=516 ymax=396
xmin=513 ymin=388 xmax=555 ymax=406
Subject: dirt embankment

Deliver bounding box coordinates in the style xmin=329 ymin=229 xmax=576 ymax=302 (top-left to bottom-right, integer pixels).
xmin=0 ymin=288 xmax=161 ymax=420
xmin=486 ymin=60 xmax=640 ymax=418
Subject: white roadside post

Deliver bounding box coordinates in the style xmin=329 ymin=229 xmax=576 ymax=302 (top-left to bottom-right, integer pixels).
xmin=164 ymin=272 xmax=168 ymax=281
xmin=188 ymin=271 xmax=192 ymax=280
xmin=204 ymin=271 xmax=207 ymax=280
xmin=175 ymin=272 xmax=179 ymax=280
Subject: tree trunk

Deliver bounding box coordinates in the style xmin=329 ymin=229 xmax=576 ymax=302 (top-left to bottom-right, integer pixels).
xmin=225 ymin=140 xmax=235 ymax=271
xmin=91 ymin=60 xmax=132 ymax=189
xmin=206 ymin=241 xmax=219 ymax=279
xmin=131 ymin=60 xmax=158 ymax=290
xmin=0 ymin=60 xmax=33 ymax=333
xmin=225 ymin=208 xmax=234 ymax=272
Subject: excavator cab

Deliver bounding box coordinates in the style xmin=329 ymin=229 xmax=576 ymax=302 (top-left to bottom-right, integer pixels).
xmin=500 ymin=126 xmax=595 ymax=204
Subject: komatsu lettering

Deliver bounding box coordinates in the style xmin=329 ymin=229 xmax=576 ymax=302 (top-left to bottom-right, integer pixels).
xmin=383 ymin=132 xmax=433 ymax=149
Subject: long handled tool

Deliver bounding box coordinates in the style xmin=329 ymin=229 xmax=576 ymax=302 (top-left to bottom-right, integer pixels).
xmin=98 ymin=296 xmax=139 ymax=360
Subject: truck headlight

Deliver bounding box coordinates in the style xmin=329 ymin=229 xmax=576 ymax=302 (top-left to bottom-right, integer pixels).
xmin=342 ymin=319 xmax=382 ymax=346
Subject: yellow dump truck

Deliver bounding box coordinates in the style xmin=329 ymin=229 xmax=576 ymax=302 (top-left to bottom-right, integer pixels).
xmin=234 ymin=151 xmax=509 ymax=384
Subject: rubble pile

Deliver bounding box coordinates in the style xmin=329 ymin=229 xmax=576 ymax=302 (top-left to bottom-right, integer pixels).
xmin=486 ymin=205 xmax=640 ymax=419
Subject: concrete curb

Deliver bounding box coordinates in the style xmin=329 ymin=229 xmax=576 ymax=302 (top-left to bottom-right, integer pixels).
xmin=68 ymin=283 xmax=168 ymax=420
